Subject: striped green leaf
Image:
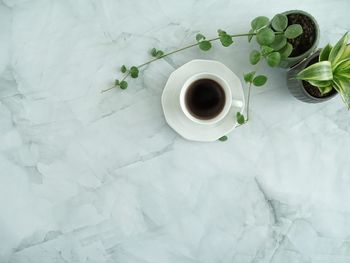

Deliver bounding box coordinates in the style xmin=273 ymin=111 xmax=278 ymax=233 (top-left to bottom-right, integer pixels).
xmin=334 ymin=58 xmax=350 ymax=79
xmin=334 ymin=58 xmax=350 ymax=71
xmin=318 ymin=86 xmax=333 ymax=95
xmin=329 ymin=33 xmax=348 ymax=67
xmin=333 ymin=77 xmax=350 ymax=109
xmin=340 ymin=44 xmax=350 ymax=61
xmin=296 ymin=61 xmax=333 ymax=81
xmin=335 ymin=68 xmax=350 ymax=79
xmin=319 ymin=44 xmax=332 ymax=61
xmin=308 ymin=80 xmax=333 ymax=88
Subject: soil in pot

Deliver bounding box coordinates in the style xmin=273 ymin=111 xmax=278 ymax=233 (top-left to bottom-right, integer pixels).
xmin=287 ymin=13 xmax=316 ymax=57
xmin=302 ymin=56 xmax=336 ymax=98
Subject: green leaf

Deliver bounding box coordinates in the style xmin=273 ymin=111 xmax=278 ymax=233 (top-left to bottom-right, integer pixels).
xmin=271 ymin=14 xmax=288 ymax=32
xmin=329 ymin=33 xmax=349 ymax=66
xmin=253 ymin=75 xmax=267 ymax=86
xmin=270 ymin=35 xmax=287 ymax=51
xmin=251 ymin=16 xmax=270 ymax=31
xmin=296 ymin=61 xmax=333 ymax=81
xmin=199 ymin=40 xmax=212 ymax=51
xmin=248 ymin=29 xmax=254 ymax=42
xmin=244 ymin=71 xmax=256 ymax=83
xmin=114 ymin=79 xmax=120 ymax=86
xmin=196 ymin=33 xmax=205 ymax=42
xmin=335 ymin=68 xmax=350 ymax=79
xmin=318 ymin=86 xmax=333 ymax=95
xmin=156 ymin=50 xmax=164 ymax=58
xmin=260 ymin=45 xmax=274 ymax=56
xmin=220 ymin=33 xmax=233 ymax=47
xmin=250 ymin=50 xmax=261 ymax=65
xmin=120 ymin=80 xmax=128 ymax=89
xmin=218 ymin=135 xmax=228 ymax=141
xmin=266 ymin=52 xmax=281 ymax=67
xmin=236 ymin=112 xmax=245 ymax=125
xmin=279 ymin=43 xmax=293 ymax=58
xmin=340 ymin=44 xmax=350 ymax=60
xmin=130 ymin=66 xmax=139 ymax=78
xmin=308 ymin=80 xmax=333 ymax=88
xmin=120 ymin=65 xmax=127 ymax=73
xmin=334 ymin=59 xmax=350 ymax=78
xmin=284 ymin=24 xmax=303 ymax=39
xmin=319 ymin=44 xmax=332 ymax=61
xmin=256 ymin=28 xmax=275 ymax=45
xmin=334 ymin=58 xmax=350 ymax=71
xmin=217 ymin=29 xmax=225 ymax=35
xmin=151 ymin=48 xmax=157 ymax=57
xmin=333 ymin=77 xmax=350 ymax=108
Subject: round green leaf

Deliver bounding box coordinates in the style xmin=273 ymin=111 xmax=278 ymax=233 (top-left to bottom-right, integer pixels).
xmin=285 ymin=24 xmax=303 ymax=39
xmin=271 ymin=14 xmax=288 ymax=32
xmin=244 ymin=71 xmax=256 ymax=83
xmin=220 ymin=34 xmax=233 ymax=47
xmin=150 ymin=48 xmax=157 ymax=57
xmin=217 ymin=29 xmax=226 ymax=35
xmin=279 ymin=43 xmax=293 ymax=58
xmin=251 ymin=16 xmax=270 ymax=31
xmin=266 ymin=52 xmax=281 ymax=67
xmin=250 ymin=50 xmax=261 ymax=65
xmin=156 ymin=50 xmax=164 ymax=58
xmin=253 ymin=75 xmax=267 ymax=86
xmin=199 ymin=40 xmax=212 ymax=51
xmin=236 ymin=112 xmax=245 ymax=125
xmin=256 ymin=28 xmax=275 ymax=45
xmin=218 ymin=135 xmax=228 ymax=141
xmin=260 ymin=45 xmax=274 ymax=56
xmin=270 ymin=35 xmax=287 ymax=51
xmin=120 ymin=65 xmax=127 ymax=73
xmin=114 ymin=79 xmax=120 ymax=86
xmin=120 ymin=80 xmax=128 ymax=89
xmin=196 ymin=33 xmax=205 ymax=42
xmin=130 ymin=66 xmax=139 ymax=78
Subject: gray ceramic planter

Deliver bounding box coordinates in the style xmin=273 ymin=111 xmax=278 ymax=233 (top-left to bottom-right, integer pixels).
xmin=286 ymin=50 xmax=337 ymax=103
xmin=279 ymin=10 xmax=320 ymax=68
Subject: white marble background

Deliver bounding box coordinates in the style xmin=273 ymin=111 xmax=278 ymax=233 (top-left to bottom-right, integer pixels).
xmin=1 ymin=0 xmax=350 ymax=262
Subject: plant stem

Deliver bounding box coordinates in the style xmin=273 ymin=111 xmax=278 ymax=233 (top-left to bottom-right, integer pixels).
xmin=102 ymin=32 xmax=258 ymax=93
xmin=102 ymin=31 xmax=283 ymax=93
xmin=136 ymin=33 xmax=256 ymax=70
xmin=245 ymin=82 xmax=252 ymax=122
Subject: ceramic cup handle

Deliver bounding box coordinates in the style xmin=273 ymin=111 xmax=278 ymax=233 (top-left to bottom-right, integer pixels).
xmin=231 ymin=99 xmax=244 ymax=109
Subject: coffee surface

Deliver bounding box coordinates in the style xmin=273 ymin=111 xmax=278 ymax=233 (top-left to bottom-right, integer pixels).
xmin=185 ymin=79 xmax=226 ymax=120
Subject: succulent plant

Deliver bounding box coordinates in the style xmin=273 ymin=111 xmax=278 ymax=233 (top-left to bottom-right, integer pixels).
xmin=296 ymin=32 xmax=350 ymax=108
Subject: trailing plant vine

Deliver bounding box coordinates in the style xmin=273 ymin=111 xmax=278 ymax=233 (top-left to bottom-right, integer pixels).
xmin=103 ymin=13 xmax=303 ymax=140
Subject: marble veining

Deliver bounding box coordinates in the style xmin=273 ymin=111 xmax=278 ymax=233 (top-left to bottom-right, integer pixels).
xmin=1 ymin=0 xmax=350 ymax=262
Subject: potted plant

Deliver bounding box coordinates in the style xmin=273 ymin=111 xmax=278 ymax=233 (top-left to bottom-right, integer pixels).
xmin=280 ymin=10 xmax=320 ymax=68
xmin=248 ymin=10 xmax=320 ymax=69
xmin=287 ymin=33 xmax=350 ymax=107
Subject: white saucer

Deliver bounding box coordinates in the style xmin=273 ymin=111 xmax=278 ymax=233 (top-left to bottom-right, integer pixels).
xmin=161 ymin=59 xmax=245 ymax=142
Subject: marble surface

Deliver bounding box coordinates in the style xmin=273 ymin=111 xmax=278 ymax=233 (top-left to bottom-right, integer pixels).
xmin=1 ymin=0 xmax=350 ymax=262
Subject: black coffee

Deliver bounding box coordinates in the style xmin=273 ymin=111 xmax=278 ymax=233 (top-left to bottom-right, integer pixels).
xmin=185 ymin=78 xmax=226 ymax=120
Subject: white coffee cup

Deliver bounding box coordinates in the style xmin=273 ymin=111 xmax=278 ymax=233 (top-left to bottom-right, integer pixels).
xmin=179 ymin=72 xmax=234 ymax=125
